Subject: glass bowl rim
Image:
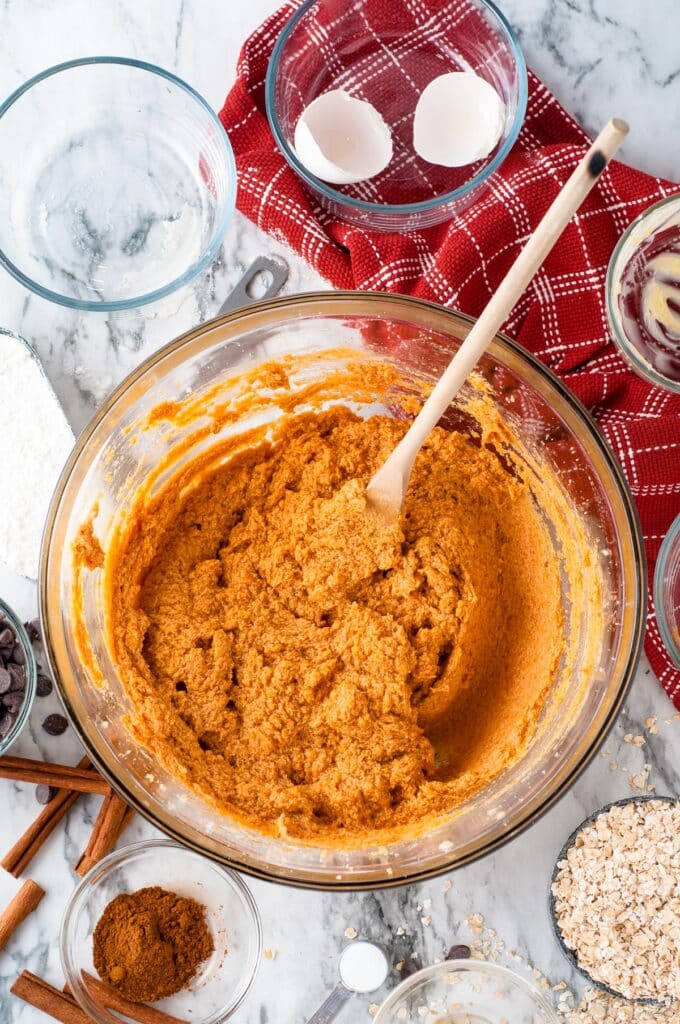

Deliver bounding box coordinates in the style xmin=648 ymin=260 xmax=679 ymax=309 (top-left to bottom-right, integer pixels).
xmin=548 ymin=794 xmax=680 ymax=1005
xmin=0 ymin=56 xmax=236 ymax=314
xmin=605 ymin=191 xmax=680 ymax=395
xmin=373 ymin=958 xmax=559 ymax=1022
xmin=0 ymin=596 xmax=37 ymax=754
xmin=654 ymin=512 xmax=680 ymax=668
xmin=59 ymin=837 xmax=263 ymax=1023
xmin=40 ymin=290 xmax=646 ymax=890
xmin=264 ymin=0 xmax=528 ymax=214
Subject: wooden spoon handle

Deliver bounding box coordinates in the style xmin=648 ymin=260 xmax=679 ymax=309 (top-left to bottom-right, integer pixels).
xmin=367 ymin=118 xmax=629 ymax=516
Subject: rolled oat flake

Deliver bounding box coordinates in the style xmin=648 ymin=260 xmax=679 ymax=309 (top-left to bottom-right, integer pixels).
xmin=552 ymin=798 xmax=680 ymax=1002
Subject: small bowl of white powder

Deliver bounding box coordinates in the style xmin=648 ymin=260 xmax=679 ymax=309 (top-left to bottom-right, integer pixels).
xmin=0 ymin=328 xmax=74 ymax=581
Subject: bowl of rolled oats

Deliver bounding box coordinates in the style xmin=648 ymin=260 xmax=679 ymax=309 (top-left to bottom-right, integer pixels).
xmin=550 ymin=796 xmax=680 ymax=1005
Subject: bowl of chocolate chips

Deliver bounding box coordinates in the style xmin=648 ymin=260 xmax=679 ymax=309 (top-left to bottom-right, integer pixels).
xmin=0 ymin=598 xmax=37 ymax=752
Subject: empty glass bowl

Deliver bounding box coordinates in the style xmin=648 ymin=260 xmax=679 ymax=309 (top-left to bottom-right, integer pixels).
xmin=0 ymin=597 xmax=37 ymax=754
xmin=655 ymin=513 xmax=680 ymax=667
xmin=266 ymin=0 xmax=527 ymax=230
xmin=0 ymin=58 xmax=236 ymax=312
xmin=374 ymin=960 xmax=558 ymax=1024
xmin=60 ymin=839 xmax=262 ymax=1024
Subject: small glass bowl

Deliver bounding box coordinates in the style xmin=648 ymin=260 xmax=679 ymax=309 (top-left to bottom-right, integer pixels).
xmin=60 ymin=839 xmax=262 ymax=1023
xmin=0 ymin=597 xmax=37 ymax=754
xmin=0 ymin=58 xmax=236 ymax=313
xmin=266 ymin=0 xmax=527 ymax=231
xmin=605 ymin=192 xmax=680 ymax=394
xmin=549 ymin=795 xmax=680 ymax=1004
xmin=374 ymin=960 xmax=558 ymax=1023
xmin=655 ymin=513 xmax=680 ymax=667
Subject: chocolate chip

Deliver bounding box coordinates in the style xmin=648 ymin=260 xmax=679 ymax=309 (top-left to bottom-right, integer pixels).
xmin=42 ymin=713 xmax=68 ymax=736
xmin=24 ymin=619 xmax=41 ymax=643
xmin=398 ymin=958 xmax=420 ymax=978
xmin=11 ymin=643 xmax=25 ymax=666
xmin=0 ymin=713 xmax=14 ymax=738
xmin=8 ymin=663 xmax=25 ymax=690
xmin=2 ymin=692 xmax=24 ymax=714
xmin=0 ymin=645 xmax=13 ymax=662
xmin=35 ymin=784 xmax=57 ymax=805
xmin=446 ymin=944 xmax=471 ymax=960
xmin=0 ymin=627 xmax=15 ymax=646
xmin=36 ymin=674 xmax=53 ymax=697
xmin=0 ymin=667 xmax=11 ymax=694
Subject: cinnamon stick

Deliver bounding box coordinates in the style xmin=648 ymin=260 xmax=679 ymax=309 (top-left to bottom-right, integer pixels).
xmin=11 ymin=971 xmax=92 ymax=1024
xmin=0 ymin=879 xmax=45 ymax=949
xmin=75 ymin=795 xmax=134 ymax=876
xmin=0 ymin=755 xmax=110 ymax=795
xmin=83 ymin=972 xmax=188 ymax=1024
xmin=2 ymin=757 xmax=90 ymax=877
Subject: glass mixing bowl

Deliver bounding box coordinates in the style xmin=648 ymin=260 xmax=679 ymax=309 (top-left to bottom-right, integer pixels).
xmin=374 ymin=960 xmax=558 ymax=1024
xmin=0 ymin=58 xmax=235 ymax=312
xmin=266 ymin=0 xmax=527 ymax=230
xmin=40 ymin=293 xmax=645 ymax=889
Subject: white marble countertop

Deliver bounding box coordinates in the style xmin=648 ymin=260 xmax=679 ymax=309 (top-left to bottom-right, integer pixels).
xmin=0 ymin=2 xmax=679 ymax=1022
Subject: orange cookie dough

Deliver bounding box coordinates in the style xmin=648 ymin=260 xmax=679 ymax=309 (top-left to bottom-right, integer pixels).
xmin=104 ymin=398 xmax=565 ymax=841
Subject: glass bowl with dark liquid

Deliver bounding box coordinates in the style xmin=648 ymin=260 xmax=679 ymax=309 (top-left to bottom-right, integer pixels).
xmin=606 ymin=193 xmax=680 ymax=393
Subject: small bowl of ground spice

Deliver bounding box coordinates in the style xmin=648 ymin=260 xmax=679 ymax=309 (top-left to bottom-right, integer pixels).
xmin=550 ymin=796 xmax=680 ymax=1005
xmin=60 ymin=839 xmax=262 ymax=1023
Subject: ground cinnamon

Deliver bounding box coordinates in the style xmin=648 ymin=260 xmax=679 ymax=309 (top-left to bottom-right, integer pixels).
xmin=92 ymin=887 xmax=214 ymax=1003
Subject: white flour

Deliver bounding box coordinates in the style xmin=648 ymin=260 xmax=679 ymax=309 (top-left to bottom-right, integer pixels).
xmin=0 ymin=334 xmax=74 ymax=578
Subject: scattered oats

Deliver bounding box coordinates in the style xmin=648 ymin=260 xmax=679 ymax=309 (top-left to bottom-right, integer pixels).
xmin=263 ymin=948 xmax=277 ymax=960
xmin=410 ymin=952 xmax=420 ymax=961
xmin=623 ymin=733 xmax=645 ymax=747
xmin=369 ymin=1004 xmax=379 ymax=1016
xmin=628 ymin=763 xmax=652 ymax=791
xmin=396 ymin=1010 xmax=407 ymax=1021
xmin=396 ymin=927 xmax=405 ymax=936
xmin=442 ymin=880 xmax=452 ymax=892
xmin=466 ymin=913 xmax=484 ymax=936
xmin=421 ymin=915 xmax=432 ymax=927
xmin=645 ymin=716 xmax=659 ymax=734
xmin=551 ymin=799 xmax=680 ymax=1001
xmin=553 ymin=981 xmax=567 ymax=991
xmin=423 ymin=898 xmax=432 ymax=909
xmin=395 ymin=961 xmax=404 ymax=972
xmin=344 ymin=926 xmax=358 ymax=940
xmin=609 ymin=761 xmax=618 ymax=770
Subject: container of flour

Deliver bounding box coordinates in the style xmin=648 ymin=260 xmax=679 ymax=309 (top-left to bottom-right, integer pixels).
xmin=0 ymin=328 xmax=74 ymax=579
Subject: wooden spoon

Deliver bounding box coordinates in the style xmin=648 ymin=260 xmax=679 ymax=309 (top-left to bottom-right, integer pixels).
xmin=366 ymin=118 xmax=629 ymax=523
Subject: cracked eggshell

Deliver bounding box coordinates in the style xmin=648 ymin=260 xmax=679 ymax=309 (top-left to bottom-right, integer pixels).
xmin=293 ymin=88 xmax=393 ymax=185
xmin=413 ymin=71 xmax=505 ymax=168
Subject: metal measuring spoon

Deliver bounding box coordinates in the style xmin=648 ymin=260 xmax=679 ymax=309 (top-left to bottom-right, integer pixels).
xmin=306 ymin=941 xmax=390 ymax=1023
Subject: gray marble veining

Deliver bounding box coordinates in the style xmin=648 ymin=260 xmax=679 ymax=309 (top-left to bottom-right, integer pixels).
xmin=0 ymin=2 xmax=678 ymax=1022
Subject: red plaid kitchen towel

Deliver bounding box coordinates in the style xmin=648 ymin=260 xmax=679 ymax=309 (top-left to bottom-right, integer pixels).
xmin=220 ymin=0 xmax=680 ymax=707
